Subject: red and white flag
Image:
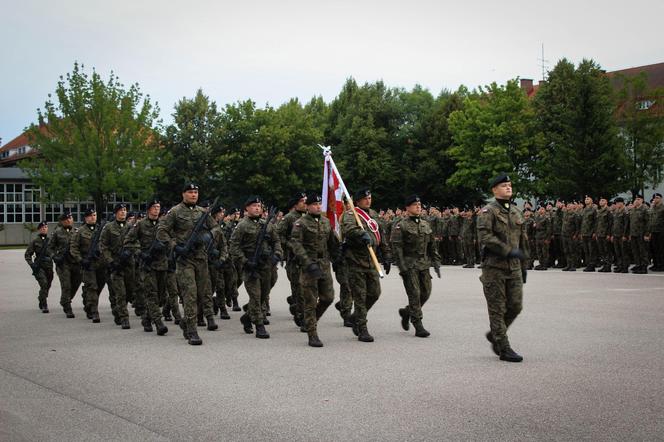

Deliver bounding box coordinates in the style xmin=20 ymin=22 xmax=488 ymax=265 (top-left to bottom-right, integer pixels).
xmin=321 ymin=147 xmax=346 ymax=237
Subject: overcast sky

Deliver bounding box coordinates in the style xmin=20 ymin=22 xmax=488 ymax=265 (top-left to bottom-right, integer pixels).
xmin=2 ymin=0 xmax=662 ymax=144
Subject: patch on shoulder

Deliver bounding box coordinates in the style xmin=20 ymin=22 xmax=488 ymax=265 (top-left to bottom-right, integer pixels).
xmin=482 ymin=208 xmax=489 ymax=213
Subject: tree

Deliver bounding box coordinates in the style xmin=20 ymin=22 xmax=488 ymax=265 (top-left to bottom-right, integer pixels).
xmin=614 ymin=72 xmax=664 ymax=196
xmin=21 ymin=62 xmax=162 ymax=213
xmin=447 ymin=80 xmax=540 ymax=197
xmin=533 ymin=58 xmax=626 ymax=199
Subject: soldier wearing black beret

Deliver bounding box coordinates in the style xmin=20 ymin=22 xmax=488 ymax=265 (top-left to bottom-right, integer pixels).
xmin=25 ymin=220 xmax=54 ymax=313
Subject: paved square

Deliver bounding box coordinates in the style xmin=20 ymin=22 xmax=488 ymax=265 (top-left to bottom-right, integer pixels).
xmin=1 ymin=249 xmax=663 ymax=441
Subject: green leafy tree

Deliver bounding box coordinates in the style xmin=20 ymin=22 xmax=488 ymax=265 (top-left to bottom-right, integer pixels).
xmin=614 ymin=72 xmax=664 ymax=196
xmin=21 ymin=62 xmax=162 ymax=213
xmin=447 ymin=80 xmax=540 ymax=197
xmin=533 ymin=58 xmax=626 ymax=199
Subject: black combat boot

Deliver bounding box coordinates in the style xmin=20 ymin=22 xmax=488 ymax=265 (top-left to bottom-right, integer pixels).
xmin=179 ymin=320 xmax=189 ymax=339
xmin=398 ymin=308 xmax=410 ymax=331
xmin=142 ymin=317 xmax=153 ymax=332
xmin=289 ymin=304 xmax=298 ymax=317
xmin=197 ymin=311 xmax=206 ymax=327
xmin=114 ymin=315 xmax=122 ymax=325
xmin=188 ymin=330 xmax=203 ymax=345
xmin=38 ymin=299 xmax=44 ymax=311
xmin=343 ymin=316 xmax=354 ymax=328
xmin=350 ymin=315 xmax=359 ymax=337
xmin=485 ymin=332 xmax=500 ymax=356
xmin=598 ymin=264 xmax=612 ymax=273
xmin=255 ymin=323 xmax=270 ymax=339
xmin=225 ymin=296 xmax=232 ymax=307
xmin=308 ymin=333 xmax=324 ymax=348
xmin=299 ymin=324 xmax=307 ymax=333
xmin=206 ymin=315 xmax=218 ymax=331
xmin=92 ymin=312 xmax=100 ymax=323
xmin=499 ymin=346 xmax=523 ymax=362
xmin=583 ymin=266 xmax=596 ymax=272
xmin=121 ymin=318 xmax=131 ymax=330
xmin=162 ymin=306 xmax=172 ymax=321
xmin=358 ymin=326 xmax=374 ymax=342
xmin=64 ymin=306 xmax=75 ymax=319
xmin=413 ymin=321 xmax=430 ymax=338
xmin=154 ymin=319 xmax=168 ymax=336
xmin=219 ymin=306 xmax=231 ymax=320
xmin=240 ymin=313 xmax=253 ymax=334
xmin=41 ymin=301 xmax=49 ymax=313
xmin=232 ymin=297 xmax=241 ymax=312
xmin=287 ymin=295 xmax=295 ymax=305
xmin=213 ymin=297 xmax=220 ymax=315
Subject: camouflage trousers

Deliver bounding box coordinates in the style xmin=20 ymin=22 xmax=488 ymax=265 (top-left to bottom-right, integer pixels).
xmin=139 ymin=268 xmax=166 ymax=323
xmin=348 ymin=268 xmax=381 ymax=328
xmin=56 ymin=263 xmax=81 ymax=309
xmin=81 ymin=265 xmax=107 ymax=315
xmin=333 ymin=261 xmax=352 ymax=318
xmin=300 ymin=263 xmax=334 ymax=333
xmin=223 ymin=262 xmax=239 ymax=304
xmin=652 ymin=232 xmax=664 ymax=269
xmin=209 ymin=264 xmax=229 ymax=315
xmin=242 ymin=266 xmax=272 ymax=325
xmin=536 ymin=240 xmax=549 ymax=267
xmin=176 ymin=256 xmax=212 ymax=332
xmin=631 ymin=236 xmax=649 ymax=268
xmin=286 ymin=260 xmax=303 ymax=319
xmin=562 ymin=236 xmax=578 ymax=268
xmin=463 ymin=239 xmax=475 ymax=266
xmin=399 ymin=268 xmax=432 ymax=323
xmin=582 ymin=236 xmax=597 ymax=267
xmin=480 ymin=266 xmax=523 ymax=350
xmin=34 ymin=266 xmax=54 ymax=305
xmin=612 ymin=237 xmax=626 ymax=269
xmin=108 ymin=268 xmax=133 ymax=321
xmin=165 ymin=271 xmax=182 ymax=320
xmin=596 ymin=236 xmax=612 ymax=267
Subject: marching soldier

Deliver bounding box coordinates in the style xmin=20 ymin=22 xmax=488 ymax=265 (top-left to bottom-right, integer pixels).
xmin=48 ymin=211 xmax=81 ymax=318
xmin=333 ymin=198 xmax=354 ymax=327
xmin=628 ymin=195 xmax=650 ymax=274
xmin=157 ymin=183 xmax=217 ymax=345
xmin=208 ymin=205 xmax=230 ymax=320
xmin=478 ymin=174 xmax=528 ymax=363
xmin=289 ymin=192 xmax=340 ymax=347
xmin=533 ymin=205 xmax=552 ymax=270
xmin=100 ymin=204 xmax=133 ymax=329
xmin=229 ymin=196 xmax=283 ymax=339
xmin=25 ymin=221 xmax=53 ymax=313
xmin=70 ymin=208 xmax=106 ymax=323
xmin=124 ymin=199 xmax=169 ymax=335
xmin=390 ymin=195 xmax=441 ymax=338
xmin=341 ymin=188 xmax=391 ymax=342
xmin=224 ymin=208 xmax=242 ymax=312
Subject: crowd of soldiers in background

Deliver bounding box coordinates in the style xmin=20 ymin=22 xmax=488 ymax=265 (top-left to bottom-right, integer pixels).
xmin=23 ymin=189 xmax=663 ymax=347
xmin=374 ymin=193 xmax=664 ymax=275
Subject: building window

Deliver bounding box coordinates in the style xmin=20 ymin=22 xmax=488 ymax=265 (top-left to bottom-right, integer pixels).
xmin=45 ymin=203 xmax=62 ymax=223
xmin=637 ymin=100 xmax=655 ymax=110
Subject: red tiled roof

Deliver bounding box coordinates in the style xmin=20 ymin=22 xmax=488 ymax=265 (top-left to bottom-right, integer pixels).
xmin=607 ymin=62 xmax=664 ymax=90
xmin=0 ymin=125 xmax=48 ymax=153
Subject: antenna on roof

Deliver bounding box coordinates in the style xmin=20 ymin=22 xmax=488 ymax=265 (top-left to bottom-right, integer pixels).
xmin=538 ymin=43 xmax=549 ymax=82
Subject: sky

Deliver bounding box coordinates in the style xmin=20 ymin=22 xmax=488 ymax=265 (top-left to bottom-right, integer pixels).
xmin=1 ymin=0 xmax=663 ymax=145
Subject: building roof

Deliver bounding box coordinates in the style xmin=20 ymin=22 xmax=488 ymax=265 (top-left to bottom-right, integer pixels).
xmin=0 ymin=125 xmax=47 ymax=166
xmin=607 ymin=62 xmax=664 ymax=90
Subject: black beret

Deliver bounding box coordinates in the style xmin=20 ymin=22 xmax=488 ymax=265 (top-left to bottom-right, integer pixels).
xmin=306 ymin=192 xmax=322 ymax=204
xmin=635 ymin=194 xmax=644 ymax=200
xmin=232 ymin=207 xmax=240 ymax=213
xmin=83 ymin=208 xmax=96 ymax=217
xmin=244 ymin=195 xmax=263 ymax=208
xmin=127 ymin=211 xmax=136 ymax=218
xmin=182 ymin=183 xmax=199 ymax=192
xmin=38 ymin=221 xmax=48 ymax=229
xmin=404 ymin=194 xmax=421 ymax=207
xmin=654 ymin=193 xmax=663 ymax=198
xmin=354 ymin=187 xmax=371 ymax=201
xmin=147 ymin=199 xmax=161 ymax=209
xmin=58 ymin=211 xmax=72 ymax=221
xmin=200 ymin=200 xmax=210 ymax=208
xmin=114 ymin=203 xmax=127 ymax=213
xmin=489 ymin=173 xmax=511 ymax=189
xmin=211 ymin=205 xmax=224 ymax=216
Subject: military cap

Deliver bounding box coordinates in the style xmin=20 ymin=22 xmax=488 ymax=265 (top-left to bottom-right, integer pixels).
xmin=306 ymin=192 xmax=322 ymax=204
xmin=613 ymin=197 xmax=624 ymax=203
xmin=147 ymin=198 xmax=161 ymax=209
xmin=404 ymin=194 xmax=421 ymax=207
xmin=354 ymin=187 xmax=371 ymax=201
xmin=127 ymin=211 xmax=135 ymax=218
xmin=654 ymin=193 xmax=663 ymax=198
xmin=182 ymin=182 xmax=199 ymax=192
xmin=114 ymin=203 xmax=127 ymax=213
xmin=287 ymin=192 xmax=307 ymax=209
xmin=58 ymin=211 xmax=73 ymax=221
xmin=489 ymin=173 xmax=511 ymax=189
xmin=38 ymin=221 xmax=48 ymax=229
xmin=210 ymin=205 xmax=224 ymax=216
xmin=200 ymin=200 xmax=210 ymax=208
xmin=244 ymin=195 xmax=263 ymax=208
xmin=634 ymin=194 xmax=644 ymax=200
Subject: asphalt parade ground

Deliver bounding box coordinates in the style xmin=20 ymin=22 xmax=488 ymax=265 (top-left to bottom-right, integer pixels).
xmin=1 ymin=249 xmax=663 ymax=441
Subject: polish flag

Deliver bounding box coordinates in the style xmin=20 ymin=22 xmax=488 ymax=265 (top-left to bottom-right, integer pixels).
xmin=321 ymin=150 xmax=345 ymax=237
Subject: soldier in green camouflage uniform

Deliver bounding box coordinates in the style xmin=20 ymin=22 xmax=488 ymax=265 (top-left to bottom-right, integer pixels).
xmin=533 ymin=205 xmax=552 ymax=270
xmin=448 ymin=208 xmax=462 ymax=265
xmin=48 ymin=212 xmax=81 ymax=318
xmin=208 ymin=205 xmax=230 ymax=320
xmin=157 ymin=183 xmax=217 ymax=345
xmin=230 ymin=196 xmax=283 ymax=339
xmin=648 ymin=193 xmax=663 ymax=271
xmin=69 ymin=208 xmax=106 ymax=323
xmin=100 ymin=204 xmax=133 ymax=329
xmin=25 ymin=221 xmax=53 ymax=313
xmin=289 ymin=193 xmax=340 ymax=347
xmin=461 ymin=208 xmax=476 ymax=268
xmin=610 ymin=197 xmax=629 ymax=273
xmin=333 ymin=199 xmax=354 ymax=327
xmin=277 ymin=193 xmax=307 ymax=328
xmin=551 ymin=201 xmax=566 ymax=268
xmin=595 ymin=197 xmax=613 ymax=272
xmin=580 ymin=196 xmax=598 ymax=271
xmin=628 ymin=195 xmax=650 ymax=274
xmin=524 ymin=209 xmax=536 ymax=269
xmin=478 ymin=174 xmax=528 ymax=363
xmin=561 ymin=203 xmax=579 ymax=271
xmin=341 ymin=188 xmax=391 ymax=343
xmin=124 ymin=199 xmax=169 ymax=335
xmin=223 ymin=210 xmax=242 ymax=311
xmin=391 ymin=195 xmax=440 ymax=338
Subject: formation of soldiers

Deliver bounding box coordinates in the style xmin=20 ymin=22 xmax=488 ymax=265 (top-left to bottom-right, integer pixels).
xmin=24 ymin=180 xmax=663 ymax=360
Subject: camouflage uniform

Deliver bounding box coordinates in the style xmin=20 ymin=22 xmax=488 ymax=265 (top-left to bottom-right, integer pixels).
xmin=333 ymin=210 xmax=354 ymax=322
xmin=390 ymin=214 xmax=440 ymax=330
xmin=580 ymin=205 xmax=597 ymax=269
xmin=277 ymin=209 xmax=305 ymax=324
xmin=157 ymin=202 xmax=216 ymax=336
xmin=70 ymin=223 xmax=107 ymax=320
xmin=48 ymin=223 xmax=81 ymax=313
xmin=207 ymin=224 xmax=230 ymax=318
xmin=649 ymin=201 xmax=664 ymax=270
xmin=460 ymin=214 xmax=476 ymax=268
xmin=477 ymin=199 xmax=528 ymax=353
xmin=611 ymin=206 xmax=628 ymax=272
xmin=628 ymin=204 xmax=650 ymax=272
xmin=25 ymin=234 xmax=53 ymax=309
xmin=447 ymin=213 xmax=462 ymax=264
xmin=533 ymin=212 xmax=552 ymax=268
xmin=222 ymin=219 xmax=241 ymax=309
xmin=289 ymin=212 xmax=340 ymax=338
xmin=551 ymin=208 xmax=565 ymax=268
xmin=100 ymin=219 xmax=132 ymax=323
xmin=595 ymin=206 xmax=612 ymax=271
xmin=561 ymin=210 xmax=579 ymax=270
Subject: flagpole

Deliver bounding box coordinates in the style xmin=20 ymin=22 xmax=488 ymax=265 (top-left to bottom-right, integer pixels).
xmin=319 ymin=145 xmax=384 ymax=278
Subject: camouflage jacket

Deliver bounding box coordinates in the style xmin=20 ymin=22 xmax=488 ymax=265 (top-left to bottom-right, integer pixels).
xmin=627 ymin=205 xmax=650 ymax=237
xmin=25 ymin=234 xmax=52 ymax=269
xmin=477 ymin=200 xmax=528 ymax=271
xmin=100 ymin=220 xmax=130 ymax=267
xmin=390 ymin=215 xmax=440 ymax=272
xmin=229 ymin=216 xmax=283 ymax=269
xmin=611 ymin=208 xmax=628 ymax=237
xmin=650 ymin=203 xmax=664 ymax=233
xmin=533 ymin=213 xmax=552 ymax=240
xmin=47 ymin=224 xmax=76 ymax=265
xmin=70 ymin=223 xmax=102 ymax=268
xmin=341 ymin=207 xmax=391 ymax=272
xmin=276 ymin=210 xmax=303 ymax=261
xmin=156 ymin=202 xmax=216 ymax=260
xmin=289 ymin=213 xmax=340 ymax=268
xmin=580 ymin=206 xmax=597 ymax=236
xmin=595 ymin=206 xmax=612 ymax=237
xmin=124 ymin=217 xmax=167 ymax=271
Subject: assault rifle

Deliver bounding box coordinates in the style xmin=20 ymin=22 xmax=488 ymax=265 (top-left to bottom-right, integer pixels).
xmin=247 ymin=206 xmax=277 ymax=277
xmin=82 ymin=220 xmax=106 ymax=271
xmin=30 ymin=237 xmax=50 ymax=277
xmin=139 ymin=238 xmax=166 ymax=272
xmin=174 ymin=196 xmax=219 ymax=261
